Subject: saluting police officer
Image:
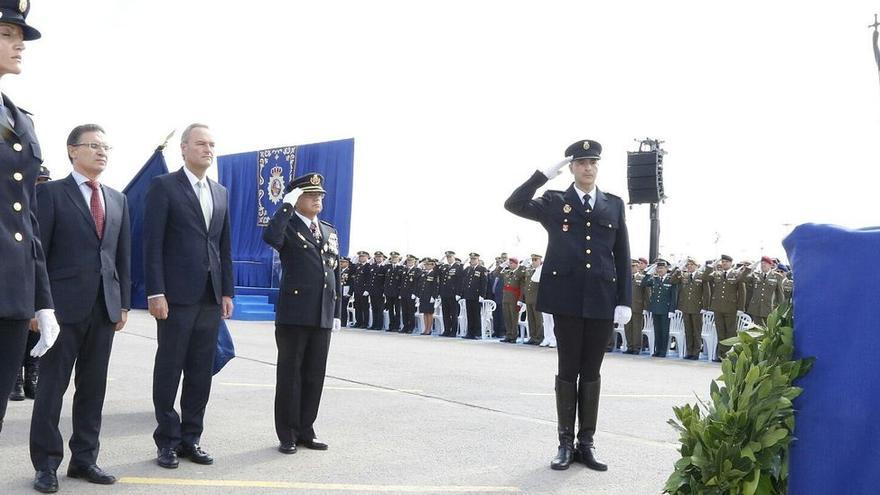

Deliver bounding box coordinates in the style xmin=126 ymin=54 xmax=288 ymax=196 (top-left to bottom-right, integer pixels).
xmin=351 ymin=251 xmax=370 ymax=328
xmin=367 ymin=251 xmax=387 ymax=330
xmin=0 ymin=1 xmax=61 ymax=438
xmin=399 ymin=255 xmax=421 ymax=334
xmin=459 ymin=253 xmax=488 ymax=339
xmin=505 ymin=139 xmax=632 ymax=472
xmin=383 ymin=251 xmax=405 ymax=331
xmin=339 ymin=257 xmax=352 ymax=327
xmin=746 ymin=256 xmax=785 ymax=326
xmin=262 ymin=173 xmax=341 ymax=455
xmin=670 ymin=257 xmax=710 ymax=359
xmin=438 ymin=250 xmax=463 ymax=337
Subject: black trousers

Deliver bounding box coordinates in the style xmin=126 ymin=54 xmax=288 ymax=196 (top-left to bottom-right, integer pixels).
xmin=274 ymin=324 xmax=330 ymax=444
xmin=386 ymin=295 xmax=401 ymax=330
xmin=653 ymin=313 xmax=671 ymax=357
xmin=354 ymin=293 xmax=369 ymax=327
xmin=30 ymin=288 xmax=114 ymax=471
xmin=441 ymin=296 xmax=459 ymax=335
xmin=553 ymin=315 xmax=613 ymax=383
xmin=369 ymin=291 xmax=385 ymax=329
xmin=401 ymin=295 xmax=416 ymax=332
xmin=0 ymin=319 xmax=29 ymax=430
xmin=465 ymin=299 xmax=481 ymax=337
xmin=152 ymin=284 xmax=221 ymax=450
xmin=492 ymin=300 xmax=505 ymax=337
xmin=340 ymin=295 xmax=350 ymax=327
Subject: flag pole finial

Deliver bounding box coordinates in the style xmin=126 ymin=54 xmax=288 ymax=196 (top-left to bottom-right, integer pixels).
xmin=157 ymin=130 xmax=176 ymax=151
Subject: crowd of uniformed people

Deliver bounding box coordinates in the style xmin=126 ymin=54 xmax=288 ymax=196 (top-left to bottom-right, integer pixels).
xmin=337 ymin=248 xmax=794 ymax=362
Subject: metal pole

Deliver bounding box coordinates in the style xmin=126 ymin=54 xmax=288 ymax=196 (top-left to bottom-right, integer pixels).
xmin=649 ymin=203 xmax=660 ymax=262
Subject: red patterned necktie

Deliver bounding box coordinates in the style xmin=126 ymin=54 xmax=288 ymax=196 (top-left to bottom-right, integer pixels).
xmin=86 ymin=180 xmax=105 ymax=239
xmin=310 ymin=221 xmax=321 ymax=242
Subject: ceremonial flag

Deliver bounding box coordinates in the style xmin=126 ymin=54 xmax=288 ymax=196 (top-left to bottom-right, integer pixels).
xmin=257 ymin=146 xmax=297 ymax=227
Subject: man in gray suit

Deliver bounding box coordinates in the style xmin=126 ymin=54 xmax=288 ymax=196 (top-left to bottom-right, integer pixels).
xmin=29 ymin=124 xmax=130 ymax=493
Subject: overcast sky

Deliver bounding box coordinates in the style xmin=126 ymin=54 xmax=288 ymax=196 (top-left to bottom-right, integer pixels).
xmin=6 ymin=1 xmax=880 ymax=263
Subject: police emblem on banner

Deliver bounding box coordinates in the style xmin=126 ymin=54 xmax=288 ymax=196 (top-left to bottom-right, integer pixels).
xmin=257 ymin=146 xmax=296 ymax=227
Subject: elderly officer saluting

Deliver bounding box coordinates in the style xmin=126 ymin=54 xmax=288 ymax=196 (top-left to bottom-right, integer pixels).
xmin=505 ymin=139 xmax=632 ymax=472
xmin=263 ymin=173 xmax=341 ymax=455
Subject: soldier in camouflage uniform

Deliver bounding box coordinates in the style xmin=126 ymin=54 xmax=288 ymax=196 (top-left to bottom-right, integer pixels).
xmin=745 ymin=256 xmax=785 ymax=326
xmin=670 ymin=257 xmax=710 ymax=359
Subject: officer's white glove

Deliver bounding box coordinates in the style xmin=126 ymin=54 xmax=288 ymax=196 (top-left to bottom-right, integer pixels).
xmin=332 ymin=318 xmax=341 ymax=331
xmin=540 ymin=156 xmax=572 ymax=179
xmin=363 ymin=291 xmax=369 ymax=296
xmin=31 ymin=309 xmax=60 ymax=358
xmin=455 ymin=295 xmax=461 ymax=301
xmin=699 ymin=309 xmax=707 ymax=315
xmin=411 ymin=294 xmax=416 ymax=300
xmin=516 ymin=301 xmax=524 ymax=308
xmin=613 ymin=305 xmax=632 ymax=326
xmin=429 ymin=297 xmax=435 ymax=303
xmin=478 ymin=296 xmax=485 ymax=303
xmin=668 ymin=312 xmax=675 ymax=319
xmin=282 ymin=187 xmax=302 ymax=206
xmin=501 ymin=261 xmax=509 ymax=269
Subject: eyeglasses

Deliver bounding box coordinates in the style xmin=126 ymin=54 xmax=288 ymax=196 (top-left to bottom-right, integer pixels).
xmin=72 ymin=142 xmax=113 ymax=152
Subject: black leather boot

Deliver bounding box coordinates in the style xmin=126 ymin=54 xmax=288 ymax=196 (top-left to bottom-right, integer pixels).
xmin=550 ymin=376 xmax=577 ymax=470
xmin=575 ymin=378 xmax=608 ymax=471
xmin=9 ymin=369 xmax=25 ymax=402
xmin=24 ymin=361 xmax=39 ymax=399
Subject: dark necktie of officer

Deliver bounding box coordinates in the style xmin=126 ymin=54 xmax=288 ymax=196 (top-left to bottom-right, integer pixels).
xmin=583 ymin=193 xmax=592 ymax=214
xmin=86 ymin=180 xmax=105 ymax=240
xmin=310 ymin=221 xmax=321 ymax=242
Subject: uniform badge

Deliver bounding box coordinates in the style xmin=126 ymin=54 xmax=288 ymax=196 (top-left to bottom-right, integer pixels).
xmin=20 ymin=0 xmax=28 ymax=14
xmin=563 ymin=204 xmax=572 ymax=214
xmin=327 ymin=232 xmax=339 ymax=255
xmin=583 ymin=141 xmax=591 ymax=150
xmin=562 ymin=224 xmax=569 ymax=232
xmin=310 ymin=174 xmax=321 ymax=185
xmin=267 ymin=166 xmax=285 ymax=204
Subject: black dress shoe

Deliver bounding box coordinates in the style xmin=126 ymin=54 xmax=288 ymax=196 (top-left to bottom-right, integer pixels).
xmin=34 ymin=470 xmax=58 ymax=493
xmin=9 ymin=370 xmax=24 ymax=401
xmin=156 ymin=448 xmax=179 ymax=469
xmin=177 ymin=444 xmax=213 ymax=465
xmin=550 ymin=445 xmax=574 ymax=470
xmin=574 ymin=443 xmax=608 ymax=471
xmin=278 ymin=442 xmax=297 ymax=454
xmin=297 ymin=438 xmax=329 ymax=450
xmin=67 ymin=464 xmax=116 ymax=485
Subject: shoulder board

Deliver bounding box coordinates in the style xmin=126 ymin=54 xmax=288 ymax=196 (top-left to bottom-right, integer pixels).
xmin=320 ymin=219 xmax=335 ymax=228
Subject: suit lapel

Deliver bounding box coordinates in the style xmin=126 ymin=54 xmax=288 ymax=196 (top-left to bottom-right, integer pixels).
xmin=103 ymin=188 xmax=122 ymax=243
xmin=62 ymin=175 xmax=99 ymax=238
xmin=562 ymin=185 xmax=588 ymax=219
xmin=207 ymin=178 xmax=223 ymax=235
xmin=175 ymin=169 xmax=207 ymax=233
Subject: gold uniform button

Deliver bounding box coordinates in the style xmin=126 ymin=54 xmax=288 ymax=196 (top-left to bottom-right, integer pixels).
xmin=586 ymin=222 xmax=591 ymax=227
xmin=608 ymin=223 xmax=613 ymax=228
xmin=14 ymin=232 xmax=23 ymax=242
xmin=13 ymin=172 xmax=23 ymax=181
xmin=586 ymin=249 xmax=592 ymax=254
xmin=293 ymin=290 xmax=299 ymax=294
xmin=12 ymin=143 xmax=23 ymax=152
xmin=13 ymin=202 xmax=22 ymax=212
xmin=586 ymin=264 xmax=592 ymax=269
xmin=302 ymin=244 xmax=308 ymax=248
xmin=586 ymin=236 xmax=592 ymax=241
xmin=552 ymin=271 xmax=557 ymax=275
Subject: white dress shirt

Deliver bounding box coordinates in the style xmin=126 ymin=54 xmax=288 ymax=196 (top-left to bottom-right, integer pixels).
xmin=573 ymin=183 xmax=597 ymax=209
xmin=71 ymin=170 xmax=105 ymax=212
xmin=183 ymin=166 xmax=213 ymax=225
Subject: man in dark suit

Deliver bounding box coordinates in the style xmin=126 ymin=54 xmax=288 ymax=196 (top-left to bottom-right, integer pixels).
xmin=144 ymin=123 xmax=234 ymax=469
xmin=505 ymin=139 xmax=632 ymax=472
xmin=0 ymin=3 xmax=60 ymax=439
xmin=263 ymin=173 xmax=341 ymax=455
xmin=29 ymin=124 xmax=130 ymax=492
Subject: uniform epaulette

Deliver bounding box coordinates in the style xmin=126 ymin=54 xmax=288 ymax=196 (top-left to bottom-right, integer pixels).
xmin=320 ymin=219 xmax=335 ymax=228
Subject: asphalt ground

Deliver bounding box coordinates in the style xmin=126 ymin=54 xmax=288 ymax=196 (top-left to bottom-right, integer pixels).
xmin=1 ymin=310 xmax=720 ymax=495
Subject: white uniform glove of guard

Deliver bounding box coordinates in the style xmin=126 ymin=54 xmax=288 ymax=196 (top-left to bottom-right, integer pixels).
xmin=455 ymin=295 xmax=461 ymax=301
xmin=282 ymin=188 xmax=303 ymax=206
xmin=668 ymin=312 xmax=675 ymax=319
xmin=613 ymin=305 xmax=632 ymax=326
xmin=31 ymin=309 xmax=60 ymax=358
xmin=540 ymin=156 xmax=572 ymax=179
xmin=332 ymin=318 xmax=341 ymax=331
xmin=411 ymin=294 xmax=416 ymax=300
xmin=429 ymin=297 xmax=435 ymax=303
xmin=363 ymin=291 xmax=369 ymax=296
xmin=478 ymin=296 xmax=484 ymax=303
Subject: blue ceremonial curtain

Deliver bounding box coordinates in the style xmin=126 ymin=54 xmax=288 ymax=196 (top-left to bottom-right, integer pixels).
xmin=123 ymin=148 xmax=169 ymax=309
xmin=783 ymin=224 xmax=880 ymax=494
xmin=218 ymin=138 xmax=354 ymax=288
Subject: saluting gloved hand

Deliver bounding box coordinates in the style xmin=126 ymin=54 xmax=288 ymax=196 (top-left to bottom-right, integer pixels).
xmin=363 ymin=291 xmax=369 ymax=296
xmin=478 ymin=296 xmax=484 ymax=303
xmin=429 ymin=297 xmax=435 ymax=303
xmin=332 ymin=318 xmax=341 ymax=331
xmin=516 ymin=301 xmax=524 ymax=308
xmin=613 ymin=305 xmax=632 ymax=326
xmin=455 ymin=295 xmax=461 ymax=301
xmin=31 ymin=309 xmax=60 ymax=358
xmin=540 ymin=156 xmax=573 ymax=179
xmin=410 ymin=294 xmax=416 ymax=300
xmin=282 ymin=187 xmax=303 ymax=207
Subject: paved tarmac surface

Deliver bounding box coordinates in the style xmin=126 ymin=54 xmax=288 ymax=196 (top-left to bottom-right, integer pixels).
xmin=1 ymin=311 xmax=720 ymax=494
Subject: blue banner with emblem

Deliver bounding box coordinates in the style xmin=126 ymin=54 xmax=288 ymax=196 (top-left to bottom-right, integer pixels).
xmin=257 ymin=146 xmax=297 ymax=227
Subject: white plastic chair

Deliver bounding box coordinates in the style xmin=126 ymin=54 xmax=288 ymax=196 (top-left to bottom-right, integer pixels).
xmin=736 ymin=311 xmax=753 ymax=331
xmin=480 ymin=300 xmax=496 ymax=339
xmin=457 ymin=299 xmax=469 ymax=337
xmin=542 ymin=312 xmax=556 ymax=347
xmin=668 ymin=310 xmax=686 ymax=359
xmin=432 ymin=298 xmax=444 ymax=335
xmin=612 ymin=322 xmax=628 ymax=352
xmin=641 ymin=310 xmax=655 ymax=355
xmin=414 ymin=297 xmax=424 ymax=335
xmin=701 ymin=311 xmax=717 ymax=361
xmin=517 ymin=304 xmax=529 ymax=343
xmin=346 ymin=298 xmax=356 ymax=327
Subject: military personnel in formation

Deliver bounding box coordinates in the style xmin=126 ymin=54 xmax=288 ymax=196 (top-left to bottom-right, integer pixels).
xmin=399 ymin=255 xmax=422 ymax=334
xmin=417 ymin=258 xmax=440 ymax=335
xmin=438 ymin=250 xmax=463 ymax=337
xmin=488 ymin=257 xmax=506 ymax=337
xmin=493 ymin=257 xmax=527 ymax=343
xmin=459 ymin=253 xmax=488 ymax=339
xmin=522 ymin=254 xmax=544 ymax=345
xmin=736 ymin=261 xmax=750 ymax=313
xmin=746 ymin=256 xmax=785 ymax=326
xmin=704 ymin=254 xmax=749 ymax=361
xmin=339 ymin=257 xmax=352 ymax=327
xmin=367 ymin=251 xmax=387 ymax=330
xmin=352 ymin=251 xmax=371 ymax=328
xmin=778 ymin=265 xmax=793 ymax=306
xmin=383 ymin=251 xmax=405 ymax=331
xmin=671 ymin=257 xmax=710 ymax=359
xmin=624 ymin=259 xmax=648 ymax=354
xmin=641 ymin=259 xmax=679 ymax=357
